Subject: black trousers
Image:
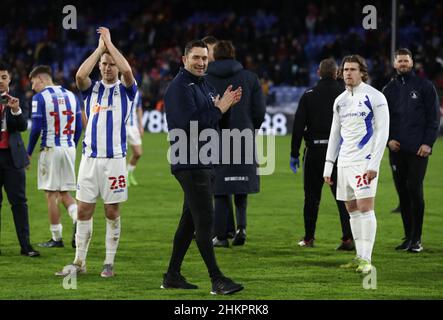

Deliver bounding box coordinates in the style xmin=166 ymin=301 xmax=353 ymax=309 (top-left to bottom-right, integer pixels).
xmin=167 ymin=169 xmax=222 ymax=279
xmin=214 ymin=194 xmax=247 ymax=239
xmin=390 ymin=150 xmax=429 ymax=242
xmin=0 ymin=149 xmax=32 ymax=251
xmin=302 ymin=147 xmax=352 ymax=241
xmin=389 ymin=150 xmax=402 ymax=207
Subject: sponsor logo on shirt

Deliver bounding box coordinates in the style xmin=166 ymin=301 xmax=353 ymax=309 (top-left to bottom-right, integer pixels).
xmin=92 ymin=104 xmax=114 ymax=113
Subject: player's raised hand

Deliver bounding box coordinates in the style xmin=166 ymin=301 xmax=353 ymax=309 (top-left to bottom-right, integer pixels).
xmin=97 ymin=27 xmax=112 ymax=45
xmin=98 ymin=35 xmax=107 ymax=53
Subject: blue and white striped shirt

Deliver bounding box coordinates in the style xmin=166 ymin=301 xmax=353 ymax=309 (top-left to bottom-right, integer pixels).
xmin=128 ymin=90 xmax=142 ymax=128
xmin=28 ymin=85 xmax=82 ymax=155
xmin=81 ymin=80 xmax=137 ymax=158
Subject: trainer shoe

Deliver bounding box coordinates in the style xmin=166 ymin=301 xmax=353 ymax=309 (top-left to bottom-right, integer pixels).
xmin=72 ymin=223 xmax=77 ymax=248
xmin=213 ymin=237 xmax=229 ymax=248
xmin=161 ymin=272 xmax=198 ymax=289
xmin=38 ymin=239 xmax=64 ymax=248
xmin=298 ymin=238 xmax=314 ymax=247
xmin=227 ymin=231 xmax=235 ymax=239
xmin=100 ymin=264 xmax=115 ymax=278
xmin=232 ymin=229 xmax=246 ymax=246
xmin=128 ymin=171 xmax=138 ymax=186
xmin=395 ymin=238 xmax=411 ymax=251
xmin=336 ymin=239 xmax=355 ymax=251
xmin=356 ymin=259 xmax=373 ymax=274
xmin=407 ymin=240 xmax=423 ymax=253
xmin=340 ymin=257 xmax=362 ymax=269
xmin=55 ymin=263 xmax=86 ymax=276
xmin=210 ymin=276 xmax=243 ymax=295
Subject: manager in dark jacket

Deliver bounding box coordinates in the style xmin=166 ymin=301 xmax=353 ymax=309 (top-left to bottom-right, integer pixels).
xmin=206 ymin=40 xmax=266 ymax=247
xmin=383 ymin=48 xmax=440 ymax=253
xmin=163 ymin=40 xmax=243 ymax=295
xmin=290 ymin=58 xmax=353 ymax=250
xmin=0 ymin=61 xmax=39 ymax=257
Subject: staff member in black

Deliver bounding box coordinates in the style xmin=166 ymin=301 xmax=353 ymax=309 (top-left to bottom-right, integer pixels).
xmin=383 ymin=48 xmax=440 ymax=252
xmin=162 ymin=40 xmax=243 ymax=295
xmin=290 ymin=58 xmax=353 ymax=250
xmin=206 ymin=40 xmax=266 ymax=248
xmin=0 ymin=61 xmax=39 ymax=257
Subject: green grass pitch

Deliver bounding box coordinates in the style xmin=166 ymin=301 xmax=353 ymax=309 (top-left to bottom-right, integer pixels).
xmin=0 ymin=132 xmax=442 ymax=299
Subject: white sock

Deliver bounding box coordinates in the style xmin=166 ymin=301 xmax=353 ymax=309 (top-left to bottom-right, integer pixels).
xmin=360 ymin=210 xmax=377 ymax=263
xmin=67 ymin=204 xmax=78 ymax=223
xmin=127 ymin=164 xmax=135 ymax=172
xmin=74 ymin=219 xmax=93 ymax=267
xmin=50 ymin=224 xmax=63 ymax=241
xmin=104 ymin=217 xmax=121 ymax=265
xmin=349 ymin=211 xmax=363 ymax=258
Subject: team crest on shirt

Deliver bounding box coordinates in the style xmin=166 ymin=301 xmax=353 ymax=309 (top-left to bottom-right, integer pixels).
xmin=410 ymin=91 xmax=419 ymax=99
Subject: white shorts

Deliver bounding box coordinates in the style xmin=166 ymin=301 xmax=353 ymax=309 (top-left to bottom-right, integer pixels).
xmin=127 ymin=126 xmax=142 ymax=146
xmin=38 ymin=147 xmax=76 ymax=191
xmin=76 ymin=156 xmax=128 ymax=204
xmin=336 ymin=164 xmax=379 ymax=201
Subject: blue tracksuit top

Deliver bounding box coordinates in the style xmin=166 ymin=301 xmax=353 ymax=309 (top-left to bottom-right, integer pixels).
xmin=164 ymin=68 xmax=222 ymax=173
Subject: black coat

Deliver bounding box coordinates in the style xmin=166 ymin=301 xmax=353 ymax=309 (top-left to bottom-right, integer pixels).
xmin=291 ymin=78 xmax=344 ymax=159
xmin=206 ymin=59 xmax=266 ymax=195
xmin=382 ymin=71 xmax=440 ymax=154
xmin=5 ymin=106 xmax=29 ymax=169
xmin=164 ymin=68 xmax=221 ymax=174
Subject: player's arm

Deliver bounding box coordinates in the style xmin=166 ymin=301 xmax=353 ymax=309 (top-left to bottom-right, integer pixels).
xmin=27 ymin=96 xmax=44 ymax=157
xmin=73 ymin=96 xmax=83 ymax=146
xmin=97 ymin=27 xmax=135 ymax=88
xmin=366 ymin=94 xmax=390 ymax=179
xmin=76 ymin=37 xmax=106 ymax=91
xmin=323 ymin=99 xmax=341 ymax=184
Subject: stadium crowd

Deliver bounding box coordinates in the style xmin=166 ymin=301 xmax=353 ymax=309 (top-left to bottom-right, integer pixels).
xmin=1 ymin=0 xmax=442 ymax=112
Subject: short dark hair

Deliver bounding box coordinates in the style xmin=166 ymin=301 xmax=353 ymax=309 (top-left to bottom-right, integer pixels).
xmin=184 ymin=40 xmax=208 ymax=56
xmin=29 ymin=65 xmax=53 ymax=79
xmin=318 ymin=58 xmax=337 ymax=79
xmin=394 ymin=48 xmax=413 ymax=59
xmin=0 ymin=61 xmax=10 ymax=73
xmin=213 ymin=40 xmax=236 ymax=60
xmin=339 ymin=54 xmax=369 ymax=82
xmin=202 ymin=36 xmax=218 ymax=46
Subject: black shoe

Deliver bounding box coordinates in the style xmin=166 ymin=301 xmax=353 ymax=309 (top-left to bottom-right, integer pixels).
xmin=232 ymin=229 xmax=246 ymax=246
xmin=227 ymin=231 xmax=235 ymax=239
xmin=72 ymin=223 xmax=77 ymax=248
xmin=213 ymin=237 xmax=229 ymax=248
xmin=161 ymin=272 xmax=198 ymax=289
xmin=38 ymin=239 xmax=64 ymax=248
xmin=395 ymin=239 xmax=411 ymax=250
xmin=20 ymin=247 xmax=40 ymax=257
xmin=211 ymin=276 xmax=244 ymax=295
xmin=408 ymin=240 xmax=423 ymax=253
xmin=391 ymin=205 xmax=401 ymax=213
xmin=336 ymin=239 xmax=355 ymax=251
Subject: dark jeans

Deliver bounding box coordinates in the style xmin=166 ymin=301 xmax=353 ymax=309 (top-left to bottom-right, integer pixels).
xmin=390 ymin=150 xmax=429 ymax=242
xmin=0 ymin=149 xmax=32 ymax=251
xmin=214 ymin=194 xmax=247 ymax=239
xmin=167 ymin=169 xmax=222 ymax=279
xmin=302 ymin=147 xmax=352 ymax=241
